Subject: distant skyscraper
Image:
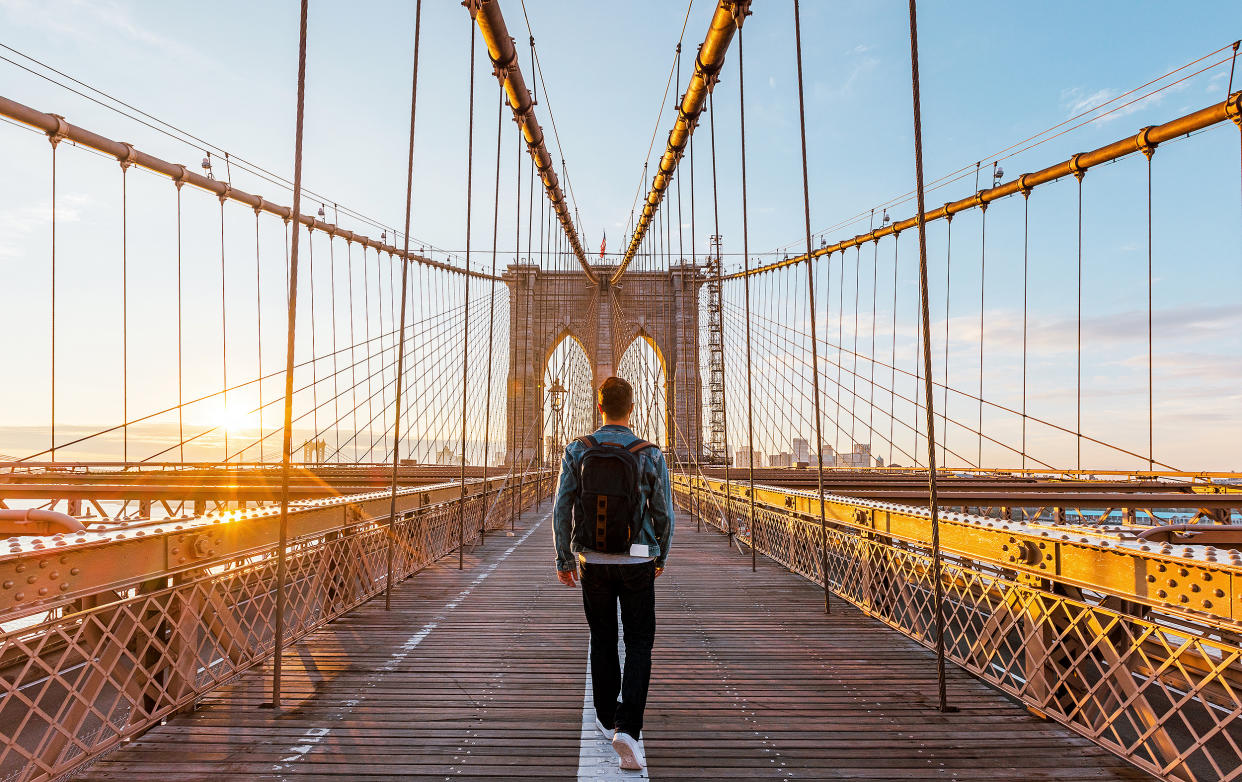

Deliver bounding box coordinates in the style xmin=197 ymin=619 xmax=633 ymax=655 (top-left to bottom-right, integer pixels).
xmin=769 ymin=452 xmax=793 ymax=467
xmin=792 ymin=438 xmax=809 ymax=465
xmin=735 ymin=447 xmax=763 ymax=468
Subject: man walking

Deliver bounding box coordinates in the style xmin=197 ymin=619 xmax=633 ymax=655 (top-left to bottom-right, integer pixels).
xmin=553 ymin=376 xmax=675 ymax=771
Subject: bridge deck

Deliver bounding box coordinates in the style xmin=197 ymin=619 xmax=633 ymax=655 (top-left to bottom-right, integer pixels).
xmin=75 ymin=507 xmax=1151 ymax=781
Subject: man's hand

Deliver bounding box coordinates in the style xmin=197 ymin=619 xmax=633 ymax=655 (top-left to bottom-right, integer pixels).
xmin=557 ymin=569 xmax=579 ymax=587
xmin=654 ymin=565 xmax=664 ymax=578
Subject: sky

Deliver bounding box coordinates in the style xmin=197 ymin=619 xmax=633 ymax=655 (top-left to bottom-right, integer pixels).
xmin=0 ymin=0 xmax=1239 ymax=470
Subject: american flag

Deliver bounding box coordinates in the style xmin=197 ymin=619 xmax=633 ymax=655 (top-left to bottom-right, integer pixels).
xmin=599 ymin=232 xmax=606 ymax=259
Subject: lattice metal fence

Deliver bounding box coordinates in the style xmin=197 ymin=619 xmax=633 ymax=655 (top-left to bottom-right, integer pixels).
xmin=0 ymin=474 xmax=552 ymax=782
xmin=674 ymin=484 xmax=1242 ymax=782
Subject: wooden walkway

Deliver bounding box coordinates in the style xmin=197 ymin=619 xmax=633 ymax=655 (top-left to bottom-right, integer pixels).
xmin=76 ymin=506 xmax=1152 ymax=781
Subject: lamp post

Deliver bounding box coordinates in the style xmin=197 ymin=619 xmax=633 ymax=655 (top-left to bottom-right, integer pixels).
xmin=548 ymin=377 xmax=568 ymax=459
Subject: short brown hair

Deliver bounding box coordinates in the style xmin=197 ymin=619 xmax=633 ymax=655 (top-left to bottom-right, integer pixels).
xmin=597 ymin=376 xmax=633 ymax=419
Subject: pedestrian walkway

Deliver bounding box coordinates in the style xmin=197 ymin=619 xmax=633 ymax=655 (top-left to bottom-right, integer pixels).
xmin=77 ymin=506 xmax=1151 ymax=780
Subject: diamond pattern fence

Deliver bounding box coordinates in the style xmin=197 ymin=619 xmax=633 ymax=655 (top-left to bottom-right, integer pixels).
xmin=0 ymin=473 xmax=553 ymax=782
xmin=675 ymin=482 xmax=1242 ymax=782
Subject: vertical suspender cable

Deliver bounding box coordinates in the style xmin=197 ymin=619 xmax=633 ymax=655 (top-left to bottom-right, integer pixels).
xmin=1021 ymin=190 xmax=1029 ymax=470
xmin=1144 ymin=150 xmax=1154 ymax=471
xmin=176 ymin=182 xmax=185 ymax=462
xmin=255 ymin=209 xmax=264 ymax=462
xmin=734 ymin=13 xmax=758 ymax=572
xmin=121 ymin=160 xmax=129 ymax=463
xmin=271 ymin=0 xmax=309 ymax=711
xmin=482 ymin=83 xmax=504 ymax=539
xmin=942 ymin=216 xmax=951 ymax=467
xmin=708 ymin=92 xmax=732 ymax=539
xmin=459 ymin=18 xmax=477 ymax=570
xmin=1075 ymin=171 xmax=1084 ymax=472
xmin=49 ymin=136 xmax=58 ymax=461
xmin=221 ymin=198 xmax=230 ymax=461
xmin=792 ymin=0 xmax=831 ymax=612
xmin=329 ymin=206 xmax=341 ymax=460
xmin=510 ymin=119 xmax=521 ymax=531
xmin=978 ymin=205 xmax=986 ymax=467
xmin=306 ymin=229 xmax=315 ymax=461
xmin=906 ymin=0 xmax=949 ymax=713
xmin=385 ymin=0 xmax=423 ymax=611
xmin=889 ymin=239 xmax=898 ymax=467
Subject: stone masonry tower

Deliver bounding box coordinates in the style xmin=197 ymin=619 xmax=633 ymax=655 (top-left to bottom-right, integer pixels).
xmin=503 ymin=262 xmax=703 ymax=467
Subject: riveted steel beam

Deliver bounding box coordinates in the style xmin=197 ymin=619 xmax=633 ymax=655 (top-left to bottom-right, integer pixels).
xmin=676 ymin=474 xmax=1242 ymax=628
xmin=611 ymin=0 xmax=751 ymax=285
xmin=728 ymin=90 xmax=1242 ymax=280
xmin=470 ymin=0 xmax=595 ymax=282
xmin=0 ymin=94 xmax=497 ymax=282
xmin=0 ymin=473 xmax=551 ymax=618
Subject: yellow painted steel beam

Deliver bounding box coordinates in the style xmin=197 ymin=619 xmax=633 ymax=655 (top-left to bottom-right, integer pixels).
xmin=470 ymin=0 xmax=595 ymax=282
xmin=0 ymin=473 xmax=552 ymax=617
xmin=610 ymin=0 xmax=752 ymax=285
xmin=675 ymin=474 xmax=1242 ymax=628
xmin=726 ymin=90 xmax=1242 ymax=280
xmin=0 ymin=95 xmax=499 ymax=283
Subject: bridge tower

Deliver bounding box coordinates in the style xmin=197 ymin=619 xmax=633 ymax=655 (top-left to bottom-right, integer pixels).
xmin=504 ymin=263 xmax=704 ymax=468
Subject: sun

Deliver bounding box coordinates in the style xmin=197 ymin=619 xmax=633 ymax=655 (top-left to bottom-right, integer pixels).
xmin=219 ymin=404 xmax=258 ymax=433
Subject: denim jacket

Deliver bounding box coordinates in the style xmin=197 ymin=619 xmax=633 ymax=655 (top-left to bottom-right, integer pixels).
xmin=553 ymin=424 xmax=675 ymax=572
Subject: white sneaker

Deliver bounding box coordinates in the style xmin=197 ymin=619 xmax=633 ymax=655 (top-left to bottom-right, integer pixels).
xmin=611 ymin=731 xmax=646 ymax=770
xmin=595 ymin=718 xmax=614 ymax=740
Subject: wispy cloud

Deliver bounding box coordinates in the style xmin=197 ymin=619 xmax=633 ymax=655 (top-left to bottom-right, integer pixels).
xmin=0 ymin=195 xmax=89 ymax=257
xmin=0 ymin=0 xmax=198 ymax=63
xmin=1059 ymin=80 xmax=1190 ymax=125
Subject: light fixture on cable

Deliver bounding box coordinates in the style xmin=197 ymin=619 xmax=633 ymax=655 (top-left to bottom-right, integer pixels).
xmin=992 ymin=162 xmax=1004 ymax=186
xmin=202 ymin=152 xmax=213 ymax=180
xmin=881 ymin=209 xmax=891 ymax=227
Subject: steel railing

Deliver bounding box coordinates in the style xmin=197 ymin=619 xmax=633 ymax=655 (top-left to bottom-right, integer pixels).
xmin=674 ymin=479 xmax=1242 ymax=782
xmin=0 ymin=472 xmax=553 ymax=782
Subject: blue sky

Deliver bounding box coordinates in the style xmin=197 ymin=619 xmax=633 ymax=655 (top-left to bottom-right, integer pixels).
xmin=0 ymin=0 xmax=1239 ymax=469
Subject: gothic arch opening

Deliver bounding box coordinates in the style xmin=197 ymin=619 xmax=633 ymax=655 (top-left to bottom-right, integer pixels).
xmin=542 ymin=331 xmax=594 ymax=465
xmin=618 ymin=333 xmax=668 ymax=449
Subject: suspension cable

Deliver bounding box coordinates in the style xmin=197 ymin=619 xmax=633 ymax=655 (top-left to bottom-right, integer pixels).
xmin=906 ymin=0 xmax=949 ymax=713
xmin=384 ymin=0 xmax=423 ymax=611
xmin=271 ymin=0 xmax=309 ymax=712
xmin=792 ymin=0 xmax=831 ymax=612
xmin=459 ymin=15 xmax=477 ymax=570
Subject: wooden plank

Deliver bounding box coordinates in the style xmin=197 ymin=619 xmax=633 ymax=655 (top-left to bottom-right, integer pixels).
xmin=77 ymin=505 xmax=1154 ymax=780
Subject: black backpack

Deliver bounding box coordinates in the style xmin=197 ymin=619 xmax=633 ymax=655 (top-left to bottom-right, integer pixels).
xmin=571 ymin=435 xmax=657 ymax=554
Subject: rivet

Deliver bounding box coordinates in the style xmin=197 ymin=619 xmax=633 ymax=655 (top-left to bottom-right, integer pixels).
xmin=49 ymin=571 xmax=59 ymax=580
xmin=1157 ymin=564 xmax=1167 ymax=573
xmin=70 ymin=567 xmax=80 ymax=576
xmin=1202 ymin=599 xmax=1213 ymax=609
xmin=1 ymin=580 xmax=12 ymax=589
xmin=1215 ymin=588 xmax=1225 ymax=598
xmin=37 ymin=587 xmax=48 ymax=596
xmin=59 ymin=583 xmax=69 ymax=592
xmin=1168 ymin=579 xmax=1178 ymax=588
xmin=15 ymin=564 xmax=25 ymax=573
xmin=27 ymin=575 xmax=38 ymax=584
xmin=1179 ymin=568 xmax=1190 ymax=578
xmin=1146 ymin=575 xmax=1156 ymax=583
xmin=1157 ymin=589 xmax=1168 ymax=599
xmin=14 ymin=592 xmax=24 ymax=601
xmin=1190 ymin=584 xmax=1201 ymax=593
xmin=38 ymin=559 xmax=48 ymax=569
xmin=1179 ymin=595 xmax=1189 ymax=603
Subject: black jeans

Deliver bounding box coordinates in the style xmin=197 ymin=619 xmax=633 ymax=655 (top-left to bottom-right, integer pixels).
xmin=580 ymin=560 xmax=656 ymax=738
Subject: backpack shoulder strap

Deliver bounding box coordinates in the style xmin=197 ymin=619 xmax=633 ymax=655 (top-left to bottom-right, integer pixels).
xmin=627 ymin=439 xmax=656 ymax=454
xmin=577 ymin=435 xmax=599 ymax=448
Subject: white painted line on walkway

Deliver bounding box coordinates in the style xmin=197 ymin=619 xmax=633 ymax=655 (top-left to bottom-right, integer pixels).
xmin=272 ymin=512 xmax=548 ymax=777
xmin=578 ymin=623 xmax=649 ymax=779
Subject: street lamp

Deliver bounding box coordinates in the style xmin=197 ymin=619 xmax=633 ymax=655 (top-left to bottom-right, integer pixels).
xmin=548 ymin=377 xmax=568 ymax=455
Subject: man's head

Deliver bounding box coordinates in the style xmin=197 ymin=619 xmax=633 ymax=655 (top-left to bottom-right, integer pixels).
xmin=597 ymin=376 xmax=634 ymax=424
